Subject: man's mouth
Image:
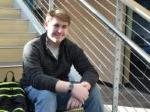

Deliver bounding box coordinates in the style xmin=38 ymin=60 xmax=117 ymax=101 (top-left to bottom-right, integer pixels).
xmin=53 ymin=33 xmax=64 ymax=38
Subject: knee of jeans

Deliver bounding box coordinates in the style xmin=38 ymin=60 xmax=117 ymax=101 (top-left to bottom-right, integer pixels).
xmin=37 ymin=90 xmax=56 ymax=103
xmin=89 ymin=85 xmax=102 ymax=100
xmin=84 ymin=85 xmax=104 ymax=112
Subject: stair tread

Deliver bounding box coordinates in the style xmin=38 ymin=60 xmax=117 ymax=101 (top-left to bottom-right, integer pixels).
xmin=0 ymin=7 xmax=20 ymax=10
xmin=0 ymin=62 xmax=22 ymax=68
xmin=0 ymin=33 xmax=37 ymax=46
xmin=0 ymin=7 xmax=21 ymax=19
xmin=0 ymin=19 xmax=29 ymax=32
xmin=0 ymin=32 xmax=38 ymax=38
xmin=0 ymin=32 xmax=37 ymax=36
xmin=0 ymin=32 xmax=37 ymax=34
xmin=0 ymin=45 xmax=23 ymax=48
xmin=0 ymin=0 xmax=13 ymax=8
xmin=0 ymin=18 xmax=28 ymax=21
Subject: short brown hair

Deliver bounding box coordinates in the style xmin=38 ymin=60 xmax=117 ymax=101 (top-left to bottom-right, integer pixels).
xmin=45 ymin=9 xmax=71 ymax=25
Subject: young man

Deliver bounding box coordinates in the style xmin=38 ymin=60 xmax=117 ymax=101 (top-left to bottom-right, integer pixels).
xmin=21 ymin=9 xmax=104 ymax=112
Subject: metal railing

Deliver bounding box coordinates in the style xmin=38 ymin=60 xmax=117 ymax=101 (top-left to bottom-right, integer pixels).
xmin=11 ymin=0 xmax=150 ymax=112
xmin=78 ymin=1 xmax=150 ymax=112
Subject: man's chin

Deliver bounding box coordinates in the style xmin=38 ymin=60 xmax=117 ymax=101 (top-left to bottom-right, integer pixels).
xmin=50 ymin=37 xmax=65 ymax=43
xmin=53 ymin=39 xmax=63 ymax=44
xmin=55 ymin=38 xmax=65 ymax=43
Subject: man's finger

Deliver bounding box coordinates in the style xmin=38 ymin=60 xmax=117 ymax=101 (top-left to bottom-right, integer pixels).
xmin=67 ymin=99 xmax=72 ymax=109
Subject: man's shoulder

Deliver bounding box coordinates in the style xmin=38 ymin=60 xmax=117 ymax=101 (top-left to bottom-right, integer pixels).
xmin=23 ymin=35 xmax=44 ymax=55
xmin=65 ymin=38 xmax=78 ymax=47
xmin=25 ymin=33 xmax=45 ymax=47
xmin=25 ymin=37 xmax=40 ymax=47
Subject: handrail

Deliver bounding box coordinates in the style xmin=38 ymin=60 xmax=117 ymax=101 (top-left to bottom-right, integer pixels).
xmin=0 ymin=45 xmax=23 ymax=49
xmin=79 ymin=0 xmax=150 ymax=64
xmin=0 ymin=62 xmax=22 ymax=68
xmin=0 ymin=65 xmax=22 ymax=68
xmin=119 ymin=0 xmax=150 ymax=22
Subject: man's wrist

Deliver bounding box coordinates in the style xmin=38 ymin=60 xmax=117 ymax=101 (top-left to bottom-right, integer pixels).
xmin=68 ymin=82 xmax=74 ymax=93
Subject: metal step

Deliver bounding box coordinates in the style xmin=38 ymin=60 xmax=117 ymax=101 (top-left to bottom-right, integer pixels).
xmin=0 ymin=19 xmax=29 ymax=33
xmin=0 ymin=0 xmax=13 ymax=8
xmin=0 ymin=32 xmax=37 ymax=46
xmin=0 ymin=47 xmax=23 ymax=62
xmin=0 ymin=7 xmax=21 ymax=18
xmin=0 ymin=62 xmax=22 ymax=81
xmin=0 ymin=62 xmax=22 ymax=68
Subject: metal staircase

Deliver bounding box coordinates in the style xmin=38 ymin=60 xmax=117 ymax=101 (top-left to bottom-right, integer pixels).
xmin=0 ymin=0 xmax=38 ymax=81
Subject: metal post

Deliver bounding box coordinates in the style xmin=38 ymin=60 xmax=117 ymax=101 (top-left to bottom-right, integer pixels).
xmin=123 ymin=8 xmax=133 ymax=84
xmin=49 ymin=0 xmax=54 ymax=10
xmin=112 ymin=0 xmax=124 ymax=112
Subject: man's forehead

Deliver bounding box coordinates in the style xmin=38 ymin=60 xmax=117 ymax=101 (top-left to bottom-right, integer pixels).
xmin=50 ymin=17 xmax=69 ymax=25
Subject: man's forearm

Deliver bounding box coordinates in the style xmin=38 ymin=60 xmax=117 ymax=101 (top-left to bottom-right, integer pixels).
xmin=55 ymin=80 xmax=70 ymax=92
xmin=55 ymin=80 xmax=89 ymax=103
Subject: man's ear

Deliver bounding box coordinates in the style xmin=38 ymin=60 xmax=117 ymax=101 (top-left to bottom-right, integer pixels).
xmin=44 ymin=16 xmax=51 ymax=30
xmin=44 ymin=21 xmax=48 ymax=30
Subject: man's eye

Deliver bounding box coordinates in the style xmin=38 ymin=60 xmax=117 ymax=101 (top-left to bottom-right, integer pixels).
xmin=62 ymin=25 xmax=67 ymax=29
xmin=54 ymin=24 xmax=59 ymax=28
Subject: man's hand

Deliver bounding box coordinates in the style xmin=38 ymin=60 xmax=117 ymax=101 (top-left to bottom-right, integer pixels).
xmin=81 ymin=81 xmax=91 ymax=90
xmin=71 ymin=83 xmax=89 ymax=103
xmin=67 ymin=96 xmax=82 ymax=110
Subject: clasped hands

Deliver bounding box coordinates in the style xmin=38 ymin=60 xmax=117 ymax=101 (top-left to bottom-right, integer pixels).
xmin=67 ymin=82 xmax=91 ymax=110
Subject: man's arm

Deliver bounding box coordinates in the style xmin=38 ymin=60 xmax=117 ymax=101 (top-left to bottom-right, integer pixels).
xmin=70 ymin=43 xmax=99 ymax=88
xmin=65 ymin=82 xmax=91 ymax=109
xmin=23 ymin=40 xmax=58 ymax=91
xmin=55 ymin=80 xmax=89 ymax=103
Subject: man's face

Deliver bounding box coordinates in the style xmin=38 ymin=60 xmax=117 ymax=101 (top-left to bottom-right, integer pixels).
xmin=45 ymin=17 xmax=69 ymax=44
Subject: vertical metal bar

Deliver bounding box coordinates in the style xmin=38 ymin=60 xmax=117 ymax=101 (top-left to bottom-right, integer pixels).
xmin=49 ymin=0 xmax=54 ymax=10
xmin=123 ymin=8 xmax=133 ymax=84
xmin=112 ymin=0 xmax=124 ymax=112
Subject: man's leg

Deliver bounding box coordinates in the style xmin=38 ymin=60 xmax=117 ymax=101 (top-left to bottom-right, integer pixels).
xmin=69 ymin=66 xmax=104 ymax=112
xmin=83 ymin=84 xmax=104 ymax=112
xmin=25 ymin=86 xmax=57 ymax=112
xmin=56 ymin=92 xmax=71 ymax=111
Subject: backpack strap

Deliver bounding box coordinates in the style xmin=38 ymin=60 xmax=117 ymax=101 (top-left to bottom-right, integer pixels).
xmin=4 ymin=71 xmax=15 ymax=82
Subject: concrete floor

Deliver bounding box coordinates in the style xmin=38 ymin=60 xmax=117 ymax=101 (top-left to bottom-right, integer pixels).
xmin=99 ymin=83 xmax=150 ymax=109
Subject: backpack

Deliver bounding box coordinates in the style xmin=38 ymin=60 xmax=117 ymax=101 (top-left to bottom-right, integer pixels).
xmin=0 ymin=71 xmax=28 ymax=112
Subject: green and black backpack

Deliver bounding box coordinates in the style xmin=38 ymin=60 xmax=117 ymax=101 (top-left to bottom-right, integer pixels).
xmin=0 ymin=71 xmax=28 ymax=112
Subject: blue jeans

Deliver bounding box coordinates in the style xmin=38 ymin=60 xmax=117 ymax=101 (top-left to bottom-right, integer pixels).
xmin=25 ymin=66 xmax=104 ymax=112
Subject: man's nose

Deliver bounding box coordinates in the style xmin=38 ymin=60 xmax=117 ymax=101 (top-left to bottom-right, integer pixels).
xmin=57 ymin=27 xmax=63 ymax=33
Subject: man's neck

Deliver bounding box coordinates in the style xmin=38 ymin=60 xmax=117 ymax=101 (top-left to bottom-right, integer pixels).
xmin=46 ymin=37 xmax=60 ymax=59
xmin=47 ymin=37 xmax=60 ymax=48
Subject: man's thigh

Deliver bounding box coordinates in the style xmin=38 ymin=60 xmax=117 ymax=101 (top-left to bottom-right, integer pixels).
xmin=56 ymin=92 xmax=71 ymax=111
